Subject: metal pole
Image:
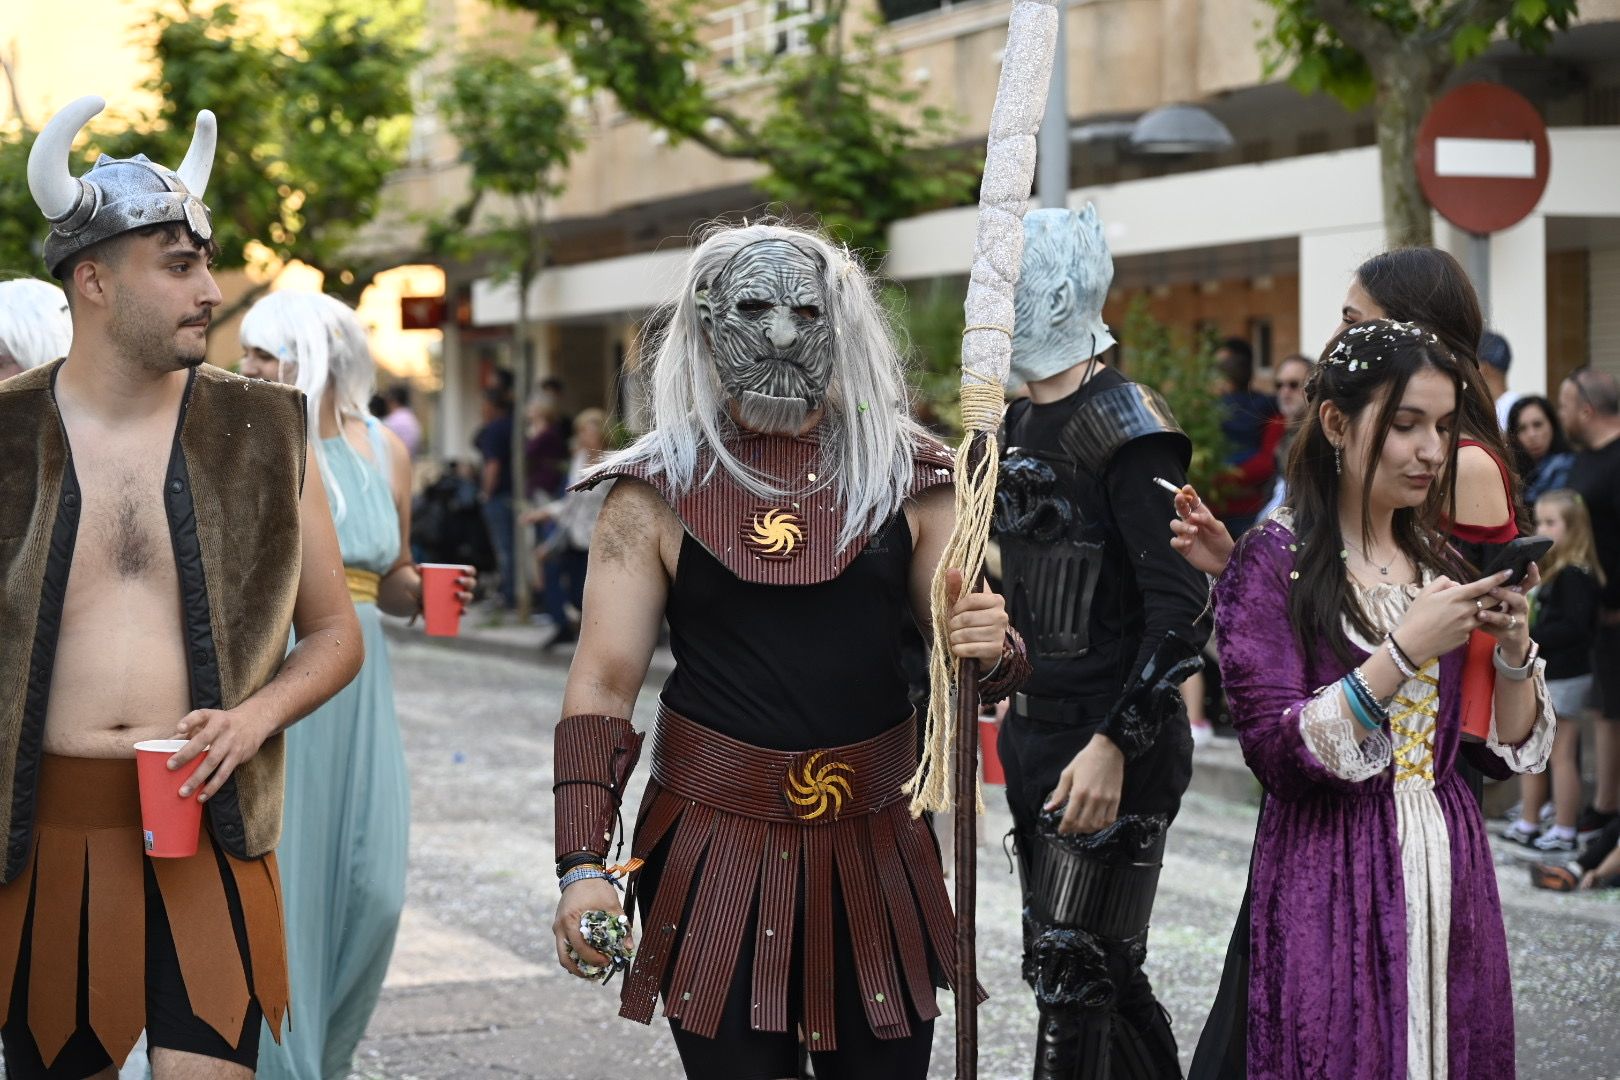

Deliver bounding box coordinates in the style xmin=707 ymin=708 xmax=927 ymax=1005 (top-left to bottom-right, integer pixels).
xmin=1467 ymin=231 xmax=1491 ymax=323
xmin=1035 ymin=0 xmax=1069 ymax=209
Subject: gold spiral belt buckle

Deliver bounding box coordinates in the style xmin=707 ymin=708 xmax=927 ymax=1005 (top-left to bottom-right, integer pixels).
xmin=783 ymin=750 xmax=856 ymax=822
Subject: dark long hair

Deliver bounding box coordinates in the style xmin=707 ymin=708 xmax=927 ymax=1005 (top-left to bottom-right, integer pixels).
xmin=1285 ymin=320 xmax=1466 ymax=664
xmin=1505 ymin=394 xmax=1571 ymax=478
xmin=1354 ymin=248 xmax=1528 ymax=533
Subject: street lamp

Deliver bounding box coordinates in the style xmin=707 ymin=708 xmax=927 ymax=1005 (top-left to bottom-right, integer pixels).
xmin=1128 ymin=104 xmax=1235 ymax=155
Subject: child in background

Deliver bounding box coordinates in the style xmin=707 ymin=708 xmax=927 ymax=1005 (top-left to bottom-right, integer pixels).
xmin=1503 ymin=489 xmax=1603 ymax=852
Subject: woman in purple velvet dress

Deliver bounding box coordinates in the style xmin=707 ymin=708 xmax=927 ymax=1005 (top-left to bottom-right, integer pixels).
xmin=1212 ymin=319 xmax=1553 ymax=1079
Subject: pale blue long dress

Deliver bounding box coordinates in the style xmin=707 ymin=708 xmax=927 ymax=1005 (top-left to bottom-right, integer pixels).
xmin=259 ymin=417 xmax=410 ymax=1080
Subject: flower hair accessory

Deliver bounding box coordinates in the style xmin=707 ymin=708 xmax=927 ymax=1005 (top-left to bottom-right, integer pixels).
xmin=1323 ymin=319 xmax=1447 ymax=374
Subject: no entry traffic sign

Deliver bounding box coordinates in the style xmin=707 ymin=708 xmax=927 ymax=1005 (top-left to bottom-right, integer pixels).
xmin=1416 ymin=82 xmax=1550 ymax=236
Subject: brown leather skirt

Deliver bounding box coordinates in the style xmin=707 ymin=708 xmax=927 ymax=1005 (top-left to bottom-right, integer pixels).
xmin=0 ymin=755 xmax=289 ymax=1068
xmin=619 ymin=704 xmax=984 ymax=1050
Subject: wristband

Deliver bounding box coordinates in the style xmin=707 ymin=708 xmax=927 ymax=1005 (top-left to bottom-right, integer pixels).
xmin=559 ymin=866 xmax=614 ymax=893
xmin=557 ymin=851 xmax=606 ymax=877
xmin=1341 ymin=674 xmax=1386 ymax=731
xmin=1493 ymin=639 xmax=1539 ymax=681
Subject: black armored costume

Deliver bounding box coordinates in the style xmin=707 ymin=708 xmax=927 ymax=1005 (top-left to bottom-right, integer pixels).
xmin=995 ymin=363 xmax=1208 ymax=1078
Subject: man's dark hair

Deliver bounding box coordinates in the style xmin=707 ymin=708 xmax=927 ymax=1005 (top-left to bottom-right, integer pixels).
xmin=57 ymin=222 xmax=219 ymax=300
xmin=1569 ymin=366 xmax=1620 ymax=417
xmin=484 ymin=385 xmax=512 ymax=412
xmin=1479 ymin=331 xmax=1511 ymax=373
xmin=387 ymin=384 xmax=411 ymax=408
xmin=1217 ymin=337 xmax=1254 ymax=388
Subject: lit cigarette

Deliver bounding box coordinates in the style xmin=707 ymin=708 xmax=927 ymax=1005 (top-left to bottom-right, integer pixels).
xmin=1152 ymin=477 xmax=1181 ymax=496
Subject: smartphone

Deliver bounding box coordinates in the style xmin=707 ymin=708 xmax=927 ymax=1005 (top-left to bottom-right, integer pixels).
xmin=1480 ymin=535 xmax=1553 ymax=587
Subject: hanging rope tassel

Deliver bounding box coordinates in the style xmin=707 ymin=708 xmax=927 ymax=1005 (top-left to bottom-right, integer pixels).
xmin=906 ymin=377 xmax=1006 ymax=816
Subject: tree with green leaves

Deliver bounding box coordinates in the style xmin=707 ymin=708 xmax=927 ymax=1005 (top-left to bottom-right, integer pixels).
xmin=0 ymin=0 xmax=419 ymax=310
xmin=1261 ymin=0 xmax=1577 ymax=247
xmin=492 ymin=0 xmax=977 ymax=255
xmin=1118 ymin=298 xmax=1230 ymax=497
xmin=436 ymin=44 xmax=583 ymax=616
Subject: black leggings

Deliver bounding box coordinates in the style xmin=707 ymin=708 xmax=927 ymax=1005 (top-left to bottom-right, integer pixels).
xmin=639 ymin=836 xmax=936 ymax=1080
xmin=1 ymin=845 xmax=262 ymax=1079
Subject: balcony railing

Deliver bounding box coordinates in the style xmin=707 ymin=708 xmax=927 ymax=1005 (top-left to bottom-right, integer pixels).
xmin=706 ymin=0 xmax=818 ymax=70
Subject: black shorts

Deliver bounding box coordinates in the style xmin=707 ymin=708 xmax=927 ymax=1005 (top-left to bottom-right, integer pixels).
xmin=0 ymin=844 xmax=263 ymax=1079
xmin=1593 ymin=624 xmax=1620 ymax=721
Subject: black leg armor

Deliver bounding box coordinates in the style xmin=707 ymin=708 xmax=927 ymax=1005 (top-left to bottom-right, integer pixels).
xmin=1018 ymin=814 xmax=1182 ymax=1080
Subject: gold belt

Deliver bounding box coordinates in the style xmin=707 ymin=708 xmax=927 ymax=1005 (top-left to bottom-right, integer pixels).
xmin=345 ymin=567 xmax=381 ymax=605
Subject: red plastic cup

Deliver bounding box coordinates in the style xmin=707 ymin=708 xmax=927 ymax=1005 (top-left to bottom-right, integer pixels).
xmin=133 ymin=740 xmax=205 ymax=858
xmin=420 ymin=563 xmax=474 ymax=637
xmin=980 ymin=717 xmax=1006 ymax=785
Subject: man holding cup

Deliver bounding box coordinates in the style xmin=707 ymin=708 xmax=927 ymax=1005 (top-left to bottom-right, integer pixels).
xmin=0 ymin=97 xmax=362 ymax=1078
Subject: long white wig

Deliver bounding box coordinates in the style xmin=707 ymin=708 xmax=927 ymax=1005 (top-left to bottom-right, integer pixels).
xmin=600 ymin=221 xmax=929 ymax=550
xmin=0 ymin=278 xmax=72 ymax=370
xmin=240 ymin=290 xmax=378 ymax=524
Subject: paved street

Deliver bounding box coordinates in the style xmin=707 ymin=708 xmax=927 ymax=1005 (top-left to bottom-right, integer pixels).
xmin=354 ymin=637 xmax=1620 ymax=1080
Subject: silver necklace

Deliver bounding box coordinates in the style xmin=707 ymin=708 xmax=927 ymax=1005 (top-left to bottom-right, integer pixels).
xmin=1343 ymin=538 xmax=1396 ymax=576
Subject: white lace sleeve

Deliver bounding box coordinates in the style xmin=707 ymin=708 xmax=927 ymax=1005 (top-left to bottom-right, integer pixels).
xmin=1299 ymin=683 xmax=1392 ymax=782
xmin=1485 ymin=657 xmax=1556 ymax=773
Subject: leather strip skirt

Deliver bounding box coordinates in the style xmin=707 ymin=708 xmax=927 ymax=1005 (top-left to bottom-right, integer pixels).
xmin=619 ymin=703 xmax=985 ymax=1050
xmin=0 ymin=755 xmax=289 ymax=1068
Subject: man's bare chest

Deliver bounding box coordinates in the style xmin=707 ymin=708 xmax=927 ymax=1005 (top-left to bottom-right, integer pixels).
xmin=69 ymin=447 xmax=176 ymax=587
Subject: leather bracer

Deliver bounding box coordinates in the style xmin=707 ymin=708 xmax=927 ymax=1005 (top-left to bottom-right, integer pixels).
xmin=1097 ymin=632 xmax=1203 ymax=762
xmin=979 ymin=626 xmax=1033 ymax=706
xmin=553 ymin=714 xmax=644 ymax=860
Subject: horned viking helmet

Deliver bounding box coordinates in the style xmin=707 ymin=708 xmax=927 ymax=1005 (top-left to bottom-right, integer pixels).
xmin=27 ymin=95 xmax=217 ymax=278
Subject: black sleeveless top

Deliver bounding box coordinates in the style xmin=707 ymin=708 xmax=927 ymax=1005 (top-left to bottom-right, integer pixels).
xmin=662 ymin=512 xmax=917 ymax=751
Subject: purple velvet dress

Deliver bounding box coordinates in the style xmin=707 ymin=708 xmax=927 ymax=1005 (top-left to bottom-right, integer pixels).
xmin=1213 ymin=519 xmax=1553 ymax=1080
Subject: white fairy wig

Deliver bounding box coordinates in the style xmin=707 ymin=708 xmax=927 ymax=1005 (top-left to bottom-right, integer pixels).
xmin=0 ymin=278 xmax=72 ymax=370
xmin=240 ymin=290 xmax=378 ymax=523
xmin=598 ymin=220 xmax=929 ymax=550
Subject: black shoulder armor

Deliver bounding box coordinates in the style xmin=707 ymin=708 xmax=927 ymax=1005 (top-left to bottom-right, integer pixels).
xmin=1057 ymin=383 xmax=1190 ymax=478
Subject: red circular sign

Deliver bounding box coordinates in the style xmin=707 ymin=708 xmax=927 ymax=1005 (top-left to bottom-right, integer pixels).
xmin=1416 ymin=82 xmax=1550 ymax=235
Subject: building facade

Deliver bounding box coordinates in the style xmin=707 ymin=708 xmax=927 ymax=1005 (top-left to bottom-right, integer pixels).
xmin=358 ymin=0 xmax=1620 ymax=458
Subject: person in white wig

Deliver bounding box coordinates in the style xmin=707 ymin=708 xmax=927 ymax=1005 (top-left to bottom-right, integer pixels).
xmin=0 ymin=278 xmax=72 ymax=380
xmin=239 ymin=290 xmax=473 ymax=1080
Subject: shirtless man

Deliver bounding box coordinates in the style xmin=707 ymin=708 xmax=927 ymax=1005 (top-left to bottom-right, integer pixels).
xmin=0 ymin=96 xmax=361 ymax=1078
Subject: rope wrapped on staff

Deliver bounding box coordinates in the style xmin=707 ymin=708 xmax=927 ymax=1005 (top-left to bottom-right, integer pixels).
xmin=905 ymin=0 xmax=1062 ymax=817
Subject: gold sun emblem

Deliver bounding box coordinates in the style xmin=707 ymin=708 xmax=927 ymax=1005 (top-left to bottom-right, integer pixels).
xmin=743 ymin=507 xmax=806 ymax=560
xmin=784 ymin=752 xmax=855 ymax=822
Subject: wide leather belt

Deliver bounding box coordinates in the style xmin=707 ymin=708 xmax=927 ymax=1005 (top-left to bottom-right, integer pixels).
xmin=650 ymin=703 xmax=917 ymax=824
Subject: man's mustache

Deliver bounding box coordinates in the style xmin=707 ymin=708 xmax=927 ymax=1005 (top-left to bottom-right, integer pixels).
xmin=179 ymin=312 xmax=212 ymax=329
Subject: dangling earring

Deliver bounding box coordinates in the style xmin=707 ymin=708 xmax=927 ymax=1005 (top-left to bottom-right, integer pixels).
xmin=1334 ymin=445 xmax=1342 ymax=475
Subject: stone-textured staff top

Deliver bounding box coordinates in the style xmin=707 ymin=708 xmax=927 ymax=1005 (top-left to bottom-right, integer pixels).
xmin=960 ymin=0 xmax=1060 ymax=410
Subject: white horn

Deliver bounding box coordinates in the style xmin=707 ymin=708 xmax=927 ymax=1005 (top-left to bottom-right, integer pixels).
xmin=175 ymin=109 xmax=216 ymax=200
xmin=27 ymin=95 xmax=105 ymax=221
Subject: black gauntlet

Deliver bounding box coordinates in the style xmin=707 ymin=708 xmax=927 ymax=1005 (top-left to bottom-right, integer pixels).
xmin=1097 ymin=632 xmax=1203 ymax=762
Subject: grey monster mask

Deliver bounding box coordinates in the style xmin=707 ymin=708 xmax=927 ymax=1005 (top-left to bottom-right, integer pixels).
xmin=695 ymin=238 xmax=834 ymax=435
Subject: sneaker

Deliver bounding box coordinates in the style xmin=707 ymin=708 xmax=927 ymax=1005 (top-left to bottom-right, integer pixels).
xmin=1532 ymin=829 xmax=1578 ymax=853
xmin=1499 ymin=821 xmax=1541 ymax=848
xmin=1189 ymin=720 xmax=1215 ymax=748
xmin=1576 ymin=806 xmax=1618 ymax=844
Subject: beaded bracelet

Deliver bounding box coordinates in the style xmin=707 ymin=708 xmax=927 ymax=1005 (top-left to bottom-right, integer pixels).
xmin=1384 ymin=635 xmax=1420 ymax=680
xmin=559 ymin=866 xmax=611 ymax=893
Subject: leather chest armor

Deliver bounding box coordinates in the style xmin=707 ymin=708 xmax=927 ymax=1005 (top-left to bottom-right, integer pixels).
xmin=993 ymin=382 xmax=1189 ymax=662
